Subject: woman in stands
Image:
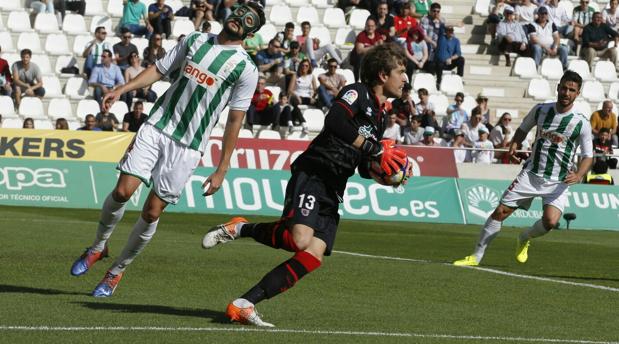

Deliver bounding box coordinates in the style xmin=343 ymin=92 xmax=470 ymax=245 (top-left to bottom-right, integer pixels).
xmin=404 ymin=27 xmax=428 ymax=80
xmin=55 ymin=118 xmax=69 ymax=130
xmin=124 ymin=52 xmax=156 ymax=108
xmin=286 ymin=58 xmax=315 ymax=135
xmin=142 ymin=34 xmax=166 ymax=68
xmin=22 ymin=117 xmax=34 ymax=129
xmin=489 ymin=112 xmax=513 ymax=160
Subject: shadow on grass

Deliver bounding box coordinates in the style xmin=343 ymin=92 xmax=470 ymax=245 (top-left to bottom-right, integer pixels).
xmin=76 ymin=302 xmax=229 ymax=323
xmin=0 ymin=284 xmax=90 ymax=296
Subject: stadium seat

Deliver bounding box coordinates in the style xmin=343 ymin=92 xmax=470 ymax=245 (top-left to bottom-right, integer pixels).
xmin=48 ymin=98 xmax=75 ymax=119
xmin=64 ymin=77 xmax=90 ymax=99
xmin=527 ymin=78 xmax=551 ymax=100
xmin=55 ymin=55 xmax=79 ymax=76
xmin=17 ymin=32 xmax=43 ymax=54
xmin=107 ymin=0 xmax=125 ymax=17
xmin=142 ymin=101 xmax=154 ymax=115
xmin=7 ymin=11 xmax=33 ymax=33
xmin=90 ymin=16 xmax=113 ymax=34
xmin=285 ymin=0 xmax=306 ymax=7
xmin=110 ymin=101 xmax=129 ymax=117
xmin=512 ymin=57 xmax=538 ymax=78
xmin=461 ymin=95 xmax=477 ymax=114
xmin=266 ymin=0 xmax=283 ymax=5
xmin=269 ymin=5 xmax=293 ymax=26
xmin=76 ymin=99 xmax=101 ymax=120
xmin=312 ymin=67 xmax=326 ymax=79
xmin=133 ymin=37 xmax=149 ymax=59
xmin=428 ymin=94 xmax=449 ymax=116
xmin=210 ymin=127 xmax=224 ymax=137
xmin=151 ymin=81 xmax=171 ymax=97
xmin=312 ymin=0 xmax=331 ymax=7
xmin=0 ymin=32 xmax=16 ymax=53
xmin=3 ymin=118 xmax=24 ymax=128
xmin=209 ymin=21 xmax=223 ymax=35
xmin=31 ymin=54 xmax=53 ymax=75
xmin=349 ymin=9 xmax=371 ymax=30
xmin=63 ymin=14 xmax=89 ymax=35
xmin=85 ymin=0 xmax=105 ymax=16
xmin=257 ymin=129 xmax=282 ymax=139
xmin=593 ymin=60 xmax=617 ymax=82
xmin=495 ymin=108 xmax=519 ymax=119
xmin=104 ymin=36 xmax=121 ymax=47
xmin=0 ymin=14 xmax=5 ymax=30
xmin=439 ymin=74 xmax=464 ymax=96
xmin=581 ymin=80 xmax=605 ymax=102
xmin=572 ymin=99 xmax=592 ymax=119
xmin=19 ymin=97 xmax=46 ymax=119
xmin=286 ymin=131 xmax=310 ymax=140
xmin=412 ymin=73 xmax=438 ymax=94
xmin=257 ymin=24 xmax=276 ymax=42
xmin=567 ymin=60 xmax=591 ymax=80
xmin=67 ymin=120 xmax=81 ymax=130
xmin=323 ymin=8 xmax=347 ymax=29
xmin=42 ymin=75 xmax=64 ymax=98
xmin=73 ymin=34 xmax=94 ymax=55
xmin=303 ymin=108 xmax=325 ymax=132
xmin=608 ymin=81 xmax=619 ymax=102
xmin=265 ymin=86 xmax=281 ymax=101
xmin=296 ymin=6 xmax=320 ymax=26
xmin=171 ymin=18 xmax=195 ymax=39
xmin=0 ymin=0 xmax=22 ymax=11
xmin=167 ymin=0 xmax=184 ymax=13
xmin=337 ymin=68 xmax=355 ymax=85
xmin=2 ymin=53 xmax=20 ymax=70
xmin=474 ymin=0 xmax=491 ymax=16
xmin=34 ymin=119 xmax=54 ymax=129
xmin=557 ymin=0 xmax=574 ymax=15
xmin=238 ymin=128 xmax=254 ymax=138
xmin=34 ymin=13 xmax=60 ymax=33
xmin=0 ymin=96 xmax=17 ymax=118
xmin=45 ymin=33 xmax=71 ymax=55
xmin=310 ymin=26 xmax=332 ymax=45
xmin=540 ymin=58 xmax=564 ymax=80
xmin=589 ymin=1 xmax=600 ymax=11
xmin=162 ymin=38 xmax=177 ymax=51
xmin=334 ymin=27 xmax=356 ymax=48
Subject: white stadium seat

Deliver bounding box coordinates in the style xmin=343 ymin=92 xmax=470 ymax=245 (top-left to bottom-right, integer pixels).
xmin=296 ymin=6 xmax=320 ymax=26
xmin=142 ymin=101 xmax=154 ymax=115
xmin=7 ymin=11 xmax=33 ymax=33
xmin=257 ymin=129 xmax=282 ymax=139
xmin=104 ymin=36 xmax=121 ymax=47
xmin=167 ymin=0 xmax=184 ymax=13
xmin=581 ymin=80 xmax=606 ymax=102
xmin=269 ymin=5 xmax=293 ymax=26
xmin=312 ymin=0 xmax=331 ymax=7
xmin=512 ymin=57 xmax=538 ymax=78
xmin=67 ymin=120 xmax=81 ymax=130
xmin=593 ymin=60 xmax=617 ymax=82
xmin=76 ymin=99 xmax=101 ymax=120
xmin=63 ymin=14 xmax=89 ymax=35
xmin=210 ymin=127 xmax=224 ymax=137
xmin=2 ymin=53 xmax=20 ymax=70
xmin=34 ymin=13 xmax=60 ymax=33
xmin=324 ymin=8 xmax=347 ymax=29
xmin=55 ymin=55 xmax=79 ymax=76
xmin=34 ymin=119 xmax=54 ymax=129
xmin=42 ymin=75 xmax=64 ymax=98
xmin=48 ymin=98 xmax=75 ymax=119
xmin=107 ymin=0 xmax=125 ymax=17
xmin=572 ymin=99 xmax=592 ymax=119
xmin=349 ymin=9 xmax=371 ymax=30
xmin=162 ymin=38 xmax=178 ymax=51
xmin=265 ymin=86 xmax=281 ymax=101
xmin=19 ymin=97 xmax=46 ymax=119
xmin=337 ymin=68 xmax=355 ymax=85
xmin=266 ymin=0 xmax=283 ymax=5
xmin=527 ymin=78 xmax=551 ymax=100
xmin=151 ymin=81 xmax=171 ymax=97
xmin=0 ymin=32 xmax=16 ymax=53
xmin=334 ymin=27 xmax=356 ymax=48
xmin=461 ymin=95 xmax=477 ymax=114
xmin=608 ymin=81 xmax=619 ymax=102
xmin=31 ymin=54 xmax=53 ymax=75
xmin=474 ymin=0 xmax=491 ymax=16
xmin=171 ymin=18 xmax=196 ymax=39
xmin=133 ymin=37 xmax=149 ymax=59
xmin=0 ymin=0 xmax=23 ymax=11
xmin=257 ymin=24 xmax=276 ymax=42
xmin=3 ymin=118 xmax=24 ymax=128
xmin=90 ymin=15 xmax=113 ymax=34
xmin=540 ymin=58 xmax=563 ymax=80
xmin=64 ymin=77 xmax=90 ymax=99
xmin=73 ymin=34 xmax=94 ymax=55
xmin=440 ymin=74 xmax=464 ymax=96
xmin=286 ymin=131 xmax=311 ymax=140
xmin=412 ymin=73 xmax=438 ymax=94
xmin=310 ymin=26 xmax=332 ymax=45
xmin=303 ymin=109 xmax=325 ymax=132
xmin=495 ymin=108 xmax=519 ymax=119
xmin=110 ymin=101 xmax=129 ymax=117
xmin=428 ymin=94 xmax=449 ymax=116
xmin=45 ymin=33 xmax=71 ymax=55
xmin=85 ymin=0 xmax=105 ymax=16
xmin=568 ymin=59 xmax=591 ymax=80
xmin=285 ymin=0 xmax=306 ymax=7
xmin=0 ymin=96 xmax=17 ymax=118
xmin=238 ymin=128 xmax=254 ymax=138
xmin=557 ymin=0 xmax=574 ymax=15
xmin=17 ymin=32 xmax=43 ymax=54
xmin=209 ymin=21 xmax=222 ymax=35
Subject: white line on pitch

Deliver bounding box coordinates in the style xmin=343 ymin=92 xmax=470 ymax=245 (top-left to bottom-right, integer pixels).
xmin=0 ymin=326 xmax=617 ymax=343
xmin=333 ymin=250 xmax=619 ymax=293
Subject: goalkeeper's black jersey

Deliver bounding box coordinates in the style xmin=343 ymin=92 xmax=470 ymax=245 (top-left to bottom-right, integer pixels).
xmin=292 ymin=83 xmax=387 ymax=196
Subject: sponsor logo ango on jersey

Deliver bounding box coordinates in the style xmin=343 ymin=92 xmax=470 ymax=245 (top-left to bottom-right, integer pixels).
xmin=0 ymin=167 xmax=66 ymax=191
xmin=184 ymin=61 xmax=220 ymax=87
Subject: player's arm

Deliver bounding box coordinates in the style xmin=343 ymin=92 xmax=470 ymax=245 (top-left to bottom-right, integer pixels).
xmin=564 ymin=122 xmax=594 ymax=185
xmin=509 ymin=105 xmax=538 ymax=159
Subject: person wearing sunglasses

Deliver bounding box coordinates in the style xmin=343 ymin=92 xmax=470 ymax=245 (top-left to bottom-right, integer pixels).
xmin=142 ymin=34 xmax=166 ymax=68
xmin=148 ymin=0 xmax=175 ymax=39
xmin=317 ymin=58 xmax=346 ymax=108
xmin=113 ymin=28 xmax=140 ymax=73
xmin=83 ymin=26 xmax=113 ymax=78
xmin=119 ymin=0 xmax=154 ymax=39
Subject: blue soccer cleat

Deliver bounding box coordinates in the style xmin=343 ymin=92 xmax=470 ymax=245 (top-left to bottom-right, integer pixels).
xmin=92 ymin=270 xmax=123 ymax=297
xmin=70 ymin=246 xmax=108 ymax=276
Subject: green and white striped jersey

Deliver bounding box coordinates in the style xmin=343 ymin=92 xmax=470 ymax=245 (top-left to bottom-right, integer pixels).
xmin=520 ymin=102 xmax=593 ymax=181
xmin=148 ymin=32 xmax=258 ymax=153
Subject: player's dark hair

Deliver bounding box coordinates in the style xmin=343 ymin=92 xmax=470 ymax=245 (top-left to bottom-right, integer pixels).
xmin=599 ymin=127 xmax=610 ymax=134
xmin=559 ymin=70 xmax=583 ymax=90
xmin=360 ymin=43 xmax=406 ymax=88
xmin=285 ymin=22 xmax=295 ymax=29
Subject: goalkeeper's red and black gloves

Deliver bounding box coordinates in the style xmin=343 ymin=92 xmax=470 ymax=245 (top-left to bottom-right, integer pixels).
xmin=361 ymin=138 xmax=407 ymax=175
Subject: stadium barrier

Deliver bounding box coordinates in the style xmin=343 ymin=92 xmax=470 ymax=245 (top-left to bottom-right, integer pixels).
xmin=0 ymin=157 xmax=617 ymax=230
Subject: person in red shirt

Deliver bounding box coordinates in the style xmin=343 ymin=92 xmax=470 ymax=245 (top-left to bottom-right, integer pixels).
xmin=245 ymin=76 xmax=274 ymax=131
xmin=0 ymin=45 xmax=13 ymax=96
xmin=393 ymin=2 xmax=418 ymax=44
xmin=350 ymin=18 xmax=386 ymax=81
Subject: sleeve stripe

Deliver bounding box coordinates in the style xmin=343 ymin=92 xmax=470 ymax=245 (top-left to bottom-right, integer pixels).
xmin=335 ymin=100 xmax=354 ymax=118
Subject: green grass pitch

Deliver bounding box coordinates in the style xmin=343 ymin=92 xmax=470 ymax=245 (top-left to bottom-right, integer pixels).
xmin=0 ymin=205 xmax=618 ymax=343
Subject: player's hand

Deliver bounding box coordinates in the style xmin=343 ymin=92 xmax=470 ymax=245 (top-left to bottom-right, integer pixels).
xmin=102 ymin=89 xmax=123 ymax=111
xmin=202 ymin=169 xmax=227 ymax=196
xmin=401 ymin=159 xmax=414 ymax=185
xmin=563 ymin=171 xmax=583 ymax=185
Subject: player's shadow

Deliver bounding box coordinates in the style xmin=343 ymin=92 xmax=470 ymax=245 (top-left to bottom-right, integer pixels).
xmin=0 ymin=284 xmax=90 ymax=296
xmin=76 ymin=302 xmax=229 ymax=323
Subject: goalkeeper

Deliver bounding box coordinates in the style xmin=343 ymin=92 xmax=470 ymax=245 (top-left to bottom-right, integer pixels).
xmin=201 ymin=43 xmax=411 ymax=327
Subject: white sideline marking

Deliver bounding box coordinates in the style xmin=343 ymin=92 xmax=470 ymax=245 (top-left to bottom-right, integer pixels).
xmin=334 ymin=251 xmax=619 ymax=293
xmin=0 ymin=326 xmax=617 ymax=343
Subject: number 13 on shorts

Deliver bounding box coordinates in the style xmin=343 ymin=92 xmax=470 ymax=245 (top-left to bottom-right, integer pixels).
xmin=298 ymin=193 xmax=316 ymax=216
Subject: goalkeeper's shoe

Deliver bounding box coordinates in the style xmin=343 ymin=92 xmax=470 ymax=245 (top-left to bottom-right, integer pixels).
xmin=202 ymin=217 xmax=247 ymax=249
xmin=70 ymin=246 xmax=109 ymax=276
xmin=92 ymin=270 xmax=123 ymax=297
xmin=453 ymin=255 xmax=479 ymax=266
xmin=516 ymin=238 xmax=531 ymax=263
xmin=226 ymin=299 xmax=275 ymax=327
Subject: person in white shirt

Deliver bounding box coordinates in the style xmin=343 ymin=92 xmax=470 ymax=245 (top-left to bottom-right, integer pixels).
xmin=451 ymin=129 xmax=470 ymax=163
xmin=472 ymin=125 xmax=495 ymax=163
xmin=603 ymin=0 xmax=619 ymax=32
xmin=382 ymin=113 xmax=402 ymax=143
xmin=461 ymin=107 xmax=485 ymax=146
xmin=543 ymin=0 xmax=572 ymax=38
xmin=402 ymin=115 xmax=424 ymax=145
xmin=489 ymin=112 xmax=514 ymax=159
xmin=516 ymin=0 xmax=538 ymax=24
xmin=420 ymin=126 xmax=444 ymax=146
xmin=528 ymin=6 xmax=569 ymax=69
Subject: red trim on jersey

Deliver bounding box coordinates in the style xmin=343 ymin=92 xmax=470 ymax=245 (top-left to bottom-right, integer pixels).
xmin=285 ymin=263 xmax=299 ymax=282
xmin=293 ymin=251 xmax=321 ymax=272
xmin=335 ymin=100 xmax=355 ymax=118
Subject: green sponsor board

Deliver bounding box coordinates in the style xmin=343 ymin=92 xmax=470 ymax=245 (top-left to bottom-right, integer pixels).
xmin=458 ymin=178 xmax=619 ymax=230
xmin=0 ymin=158 xmax=464 ymax=223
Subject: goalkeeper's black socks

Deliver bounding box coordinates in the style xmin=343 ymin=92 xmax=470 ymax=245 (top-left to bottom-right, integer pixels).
xmin=241 ymin=221 xmax=299 ymax=252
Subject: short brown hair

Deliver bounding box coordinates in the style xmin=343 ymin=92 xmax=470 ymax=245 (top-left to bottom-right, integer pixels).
xmin=360 ymin=43 xmax=406 ymax=88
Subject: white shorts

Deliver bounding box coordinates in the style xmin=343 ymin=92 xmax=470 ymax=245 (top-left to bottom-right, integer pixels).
xmin=117 ymin=123 xmax=202 ymax=204
xmin=500 ymin=170 xmax=568 ymax=213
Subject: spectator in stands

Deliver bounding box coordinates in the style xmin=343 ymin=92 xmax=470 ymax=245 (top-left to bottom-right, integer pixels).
xmin=245 ymin=77 xmax=274 ymax=131
xmin=283 ymin=41 xmax=305 ymax=89
xmin=271 ymin=92 xmax=291 ymax=131
xmin=297 ymin=21 xmax=343 ymax=68
xmin=54 ymin=0 xmax=86 ymax=20
xmin=415 ymin=87 xmax=434 ymax=118
xmin=243 ymin=33 xmax=266 ymax=62
xmin=404 ymin=27 xmax=428 ymax=79
xmin=114 ymin=28 xmax=140 ymax=73
xmin=287 ymin=59 xmax=315 ymax=134
xmin=95 ymin=98 xmax=120 ymax=131
xmin=83 ymin=26 xmax=113 ymax=78
xmin=445 ymin=92 xmax=468 ymax=136
xmin=462 ymin=107 xmax=485 ymax=146
xmin=122 ymin=101 xmax=148 ymax=132
xmin=391 ymin=82 xmax=414 ymax=126
xmin=148 ymin=0 xmax=174 ymax=39
xmin=30 ymin=0 xmax=54 ymax=24
xmin=585 ymin=159 xmax=615 ymax=184
xmin=12 ymin=49 xmax=45 ymax=108
xmin=89 ymin=49 xmax=125 ymax=106
xmin=256 ymin=38 xmax=285 ymax=85
xmin=22 ymin=117 xmax=34 ymax=129
xmin=317 ymin=58 xmax=347 ymax=109
xmin=124 ymin=52 xmax=156 ymax=107
xmin=369 ymin=1 xmax=395 ymax=40
xmin=189 ymin=0 xmax=213 ymax=30
xmin=421 ymin=126 xmax=443 ymax=146
xmin=471 ymin=126 xmax=494 ymax=164
xmin=451 ymin=129 xmax=470 ymax=162
xmin=402 ymin=115 xmax=424 ymax=145
xmin=475 ymin=95 xmax=491 ymax=127
xmin=351 ymin=18 xmax=385 ymax=81
xmin=603 ymin=0 xmax=619 ymax=32
xmin=515 ymin=0 xmax=537 ymax=24
xmin=590 ymin=100 xmax=618 ymax=146
xmin=142 ymin=34 xmax=166 ymax=68
xmin=78 ymin=114 xmax=101 ymax=131
xmin=393 ymin=2 xmax=418 ymax=44
xmin=201 ymin=20 xmax=211 ymax=33
xmin=543 ymin=0 xmax=572 ymax=38
xmin=120 ymin=0 xmax=154 ymax=39
xmin=571 ymin=0 xmax=596 ymax=45
xmin=593 ymin=127 xmax=618 ymax=168
xmin=421 ymin=2 xmax=445 ymax=62
xmin=0 ymin=46 xmax=13 ymax=97
xmin=412 ymin=0 xmax=432 ymax=19
xmin=55 ymin=118 xmax=69 ymax=130
xmin=275 ymin=22 xmax=296 ymax=55
xmin=382 ymin=113 xmax=402 ymax=142
xmin=528 ymin=6 xmax=569 ymax=70
xmin=487 ymin=0 xmax=512 ymax=39
xmin=435 ymin=26 xmax=465 ymax=89
xmin=490 ymin=112 xmax=513 ymax=159
xmin=497 ymin=7 xmax=530 ymax=67
xmin=581 ymin=12 xmax=619 ymax=70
